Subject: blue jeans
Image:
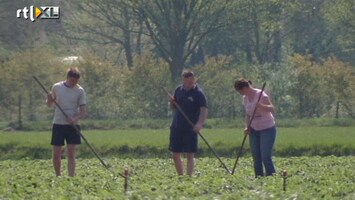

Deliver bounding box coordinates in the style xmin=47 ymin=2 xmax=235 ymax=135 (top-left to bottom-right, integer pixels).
xmin=249 ymin=126 xmax=276 ymax=177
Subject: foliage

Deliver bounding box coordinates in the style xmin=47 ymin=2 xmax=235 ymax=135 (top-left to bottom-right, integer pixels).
xmin=257 ymin=62 xmax=295 ymax=118
xmin=2 ymin=0 xmax=355 ymax=67
xmin=288 ymin=54 xmax=326 ymax=117
xmin=1 ymin=45 xmax=354 ymax=124
xmin=288 ymin=54 xmax=355 ymax=118
xmin=133 ymin=0 xmax=231 ymax=80
xmin=320 ymin=57 xmax=355 ymax=118
xmin=63 ymin=0 xmax=142 ymax=67
xmin=2 ymin=1 xmax=355 ymax=122
xmin=193 ymin=56 xmax=243 ymax=118
xmin=77 ymin=52 xmax=129 ymax=119
xmin=0 ymin=157 xmax=354 ymax=199
xmin=284 ymin=0 xmax=334 ymax=62
xmin=0 ymin=46 xmax=63 ymax=123
xmin=122 ymin=53 xmax=173 ymax=119
xmin=323 ymin=0 xmax=355 ymax=63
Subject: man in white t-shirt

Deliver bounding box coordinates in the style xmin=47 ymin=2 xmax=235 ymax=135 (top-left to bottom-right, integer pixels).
xmin=46 ymin=67 xmax=86 ymax=177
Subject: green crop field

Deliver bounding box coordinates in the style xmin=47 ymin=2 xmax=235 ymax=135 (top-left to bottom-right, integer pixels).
xmin=1 ymin=127 xmax=354 ymax=199
xmin=0 ymin=157 xmax=354 ymax=199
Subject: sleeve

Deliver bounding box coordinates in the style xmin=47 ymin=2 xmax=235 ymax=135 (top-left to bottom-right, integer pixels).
xmin=173 ymin=86 xmax=179 ymax=99
xmin=260 ymin=91 xmax=269 ymax=102
xmin=51 ymin=84 xmax=58 ymax=98
xmin=79 ymin=88 xmax=87 ymax=106
xmin=198 ymin=90 xmax=208 ymax=108
xmin=262 ymin=91 xmax=268 ymax=97
xmin=173 ymin=85 xmax=181 ymax=103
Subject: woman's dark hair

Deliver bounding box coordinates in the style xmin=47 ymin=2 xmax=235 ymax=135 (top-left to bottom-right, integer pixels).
xmin=234 ymin=78 xmax=252 ymax=91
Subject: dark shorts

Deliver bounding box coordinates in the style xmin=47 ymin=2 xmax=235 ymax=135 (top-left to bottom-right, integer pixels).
xmin=169 ymin=128 xmax=198 ymax=153
xmin=51 ymin=124 xmax=81 ymax=146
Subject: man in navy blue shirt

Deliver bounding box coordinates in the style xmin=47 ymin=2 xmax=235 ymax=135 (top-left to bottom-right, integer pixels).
xmin=168 ymin=71 xmax=208 ymax=176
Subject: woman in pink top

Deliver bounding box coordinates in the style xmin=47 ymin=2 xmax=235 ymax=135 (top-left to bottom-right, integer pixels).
xmin=234 ymin=78 xmax=276 ymax=177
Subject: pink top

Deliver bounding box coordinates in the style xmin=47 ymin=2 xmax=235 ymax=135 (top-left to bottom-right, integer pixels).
xmin=243 ymin=89 xmax=275 ymax=131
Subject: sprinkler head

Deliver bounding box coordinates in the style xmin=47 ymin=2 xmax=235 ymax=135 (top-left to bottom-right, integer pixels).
xmin=124 ymin=167 xmax=129 ymax=177
xmin=282 ymin=170 xmax=288 ymax=177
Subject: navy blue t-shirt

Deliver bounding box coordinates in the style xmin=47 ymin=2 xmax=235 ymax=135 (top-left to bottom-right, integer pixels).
xmin=171 ymin=85 xmax=208 ymax=130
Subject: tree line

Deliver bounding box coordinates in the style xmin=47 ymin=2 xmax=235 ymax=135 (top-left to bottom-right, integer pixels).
xmin=0 ymin=0 xmax=354 ymax=126
xmin=0 ymin=50 xmax=354 ymax=123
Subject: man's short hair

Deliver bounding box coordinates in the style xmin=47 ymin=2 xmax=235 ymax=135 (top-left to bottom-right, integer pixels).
xmin=182 ymin=70 xmax=194 ymax=78
xmin=67 ymin=68 xmax=80 ymax=79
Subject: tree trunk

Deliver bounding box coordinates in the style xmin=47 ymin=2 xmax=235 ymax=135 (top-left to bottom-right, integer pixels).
xmin=136 ymin=21 xmax=143 ymax=55
xmin=28 ymin=91 xmax=35 ymax=121
xmin=18 ymin=95 xmax=23 ymax=129
xmin=245 ymin=41 xmax=253 ymax=63
xmin=170 ymin=58 xmax=184 ymax=82
xmin=169 ymin=36 xmax=185 ymax=81
xmin=336 ymin=101 xmax=340 ymax=119
xmin=251 ymin=0 xmax=262 ymax=64
xmin=124 ymin=40 xmax=133 ymax=68
xmin=123 ymin=8 xmax=133 ymax=68
xmin=273 ymin=30 xmax=282 ymax=62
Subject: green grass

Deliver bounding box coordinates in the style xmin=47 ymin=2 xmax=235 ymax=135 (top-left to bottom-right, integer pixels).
xmin=0 ymin=127 xmax=354 ymax=160
xmin=1 ymin=127 xmax=354 ymax=148
xmin=1 ymin=118 xmax=354 ymax=131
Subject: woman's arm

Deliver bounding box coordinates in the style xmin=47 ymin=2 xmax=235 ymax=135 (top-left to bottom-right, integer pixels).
xmin=257 ymin=96 xmax=275 ymax=113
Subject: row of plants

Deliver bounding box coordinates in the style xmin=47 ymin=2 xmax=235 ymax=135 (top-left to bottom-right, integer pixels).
xmin=1 ymin=157 xmax=354 ymax=199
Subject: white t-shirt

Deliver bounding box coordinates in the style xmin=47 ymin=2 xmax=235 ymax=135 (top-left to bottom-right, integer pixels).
xmin=243 ymin=89 xmax=275 ymax=131
xmin=51 ymin=81 xmax=86 ymax=125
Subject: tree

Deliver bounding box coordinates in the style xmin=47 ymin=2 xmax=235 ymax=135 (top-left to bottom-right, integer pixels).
xmin=320 ymin=57 xmax=355 ymax=118
xmin=0 ymin=0 xmax=29 ymax=51
xmin=193 ymin=56 xmax=242 ymax=118
xmin=202 ymin=0 xmax=293 ymax=64
xmin=284 ymin=0 xmax=338 ymax=62
xmin=287 ymin=54 xmax=355 ymax=118
xmin=323 ymin=0 xmax=355 ymax=64
xmin=288 ymin=54 xmax=325 ymax=118
xmin=134 ymin=0 xmax=230 ymax=80
xmin=0 ymin=47 xmax=63 ymax=123
xmin=63 ymin=0 xmax=143 ymax=67
xmin=0 ymin=0 xmax=63 ymax=55
xmin=123 ymin=53 xmax=172 ymax=119
xmin=76 ymin=52 xmax=129 ymax=119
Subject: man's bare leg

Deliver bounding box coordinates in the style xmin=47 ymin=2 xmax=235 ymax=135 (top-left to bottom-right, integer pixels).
xmin=172 ymin=152 xmax=184 ymax=175
xmin=53 ymin=146 xmax=62 ymax=176
xmin=186 ymin=153 xmax=195 ymax=176
xmin=67 ymin=144 xmax=77 ymax=177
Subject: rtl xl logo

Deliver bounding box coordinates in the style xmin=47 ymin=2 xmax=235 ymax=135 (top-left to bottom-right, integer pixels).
xmin=17 ymin=6 xmax=60 ymax=22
